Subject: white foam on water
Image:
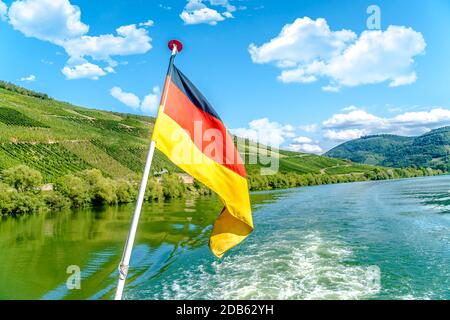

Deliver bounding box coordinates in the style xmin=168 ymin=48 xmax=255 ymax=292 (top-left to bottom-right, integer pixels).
xmin=156 ymin=231 xmax=381 ymax=300
xmin=398 ymin=292 xmax=433 ymax=300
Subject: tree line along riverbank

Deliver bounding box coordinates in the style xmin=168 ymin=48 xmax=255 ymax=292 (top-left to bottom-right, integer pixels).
xmin=0 ymin=164 xmax=444 ymax=215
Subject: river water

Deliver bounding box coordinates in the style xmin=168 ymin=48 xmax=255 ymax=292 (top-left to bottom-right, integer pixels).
xmin=1 ymin=175 xmax=449 ymax=300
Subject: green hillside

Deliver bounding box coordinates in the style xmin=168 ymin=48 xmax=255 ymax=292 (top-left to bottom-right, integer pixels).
xmin=0 ymin=83 xmax=180 ymax=182
xmin=325 ymin=128 xmax=450 ymax=171
xmin=0 ymin=81 xmax=436 ymax=185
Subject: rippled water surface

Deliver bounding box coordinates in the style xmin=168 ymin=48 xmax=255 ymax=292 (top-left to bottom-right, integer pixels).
xmin=1 ymin=176 xmax=450 ymax=299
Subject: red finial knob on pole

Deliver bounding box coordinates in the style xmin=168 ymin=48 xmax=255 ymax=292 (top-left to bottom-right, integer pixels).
xmin=168 ymin=39 xmax=183 ymax=53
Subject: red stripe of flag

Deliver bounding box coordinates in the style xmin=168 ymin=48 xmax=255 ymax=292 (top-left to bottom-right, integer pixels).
xmin=162 ymin=76 xmax=246 ymax=178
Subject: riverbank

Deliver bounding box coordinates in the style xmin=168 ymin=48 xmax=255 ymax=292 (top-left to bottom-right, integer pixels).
xmin=0 ymin=164 xmax=444 ymax=215
xmin=0 ymin=165 xmax=211 ymax=215
xmin=247 ymin=166 xmax=443 ymax=191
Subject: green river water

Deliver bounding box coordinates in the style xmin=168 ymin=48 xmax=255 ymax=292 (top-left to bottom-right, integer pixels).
xmin=1 ymin=175 xmax=449 ymax=300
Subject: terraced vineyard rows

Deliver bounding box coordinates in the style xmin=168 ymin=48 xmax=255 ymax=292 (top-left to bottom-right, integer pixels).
xmin=0 ymin=143 xmax=91 ymax=181
xmin=61 ymin=116 xmax=148 ymax=138
xmin=61 ymin=141 xmax=134 ymax=178
xmin=277 ymin=155 xmax=346 ymax=174
xmin=325 ymin=165 xmax=375 ymax=175
xmin=91 ymin=139 xmax=180 ymax=174
xmin=0 ymin=107 xmax=48 ymax=128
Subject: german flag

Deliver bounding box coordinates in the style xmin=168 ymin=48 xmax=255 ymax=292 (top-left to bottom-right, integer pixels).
xmin=152 ymin=57 xmax=253 ymax=258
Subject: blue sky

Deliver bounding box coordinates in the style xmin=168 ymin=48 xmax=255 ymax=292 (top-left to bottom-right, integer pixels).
xmin=1 ymin=0 xmax=450 ymax=153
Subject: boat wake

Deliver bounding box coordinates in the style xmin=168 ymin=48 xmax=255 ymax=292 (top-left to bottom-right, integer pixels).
xmin=143 ymin=230 xmax=381 ymax=300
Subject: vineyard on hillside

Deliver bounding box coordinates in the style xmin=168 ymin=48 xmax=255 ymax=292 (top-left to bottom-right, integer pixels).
xmin=0 ymin=83 xmax=423 ymax=184
xmin=61 ymin=141 xmax=135 ymax=178
xmin=0 ymin=107 xmax=48 ymax=128
xmin=62 ymin=116 xmax=148 ymax=138
xmin=0 ymin=143 xmax=91 ymax=181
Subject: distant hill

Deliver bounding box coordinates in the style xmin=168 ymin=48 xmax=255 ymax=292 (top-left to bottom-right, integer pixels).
xmin=0 ymin=81 xmax=404 ymax=183
xmin=325 ymin=127 xmax=450 ymax=171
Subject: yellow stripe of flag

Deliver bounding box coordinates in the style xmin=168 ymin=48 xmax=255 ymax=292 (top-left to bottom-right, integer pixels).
xmin=153 ymin=112 xmax=253 ymax=258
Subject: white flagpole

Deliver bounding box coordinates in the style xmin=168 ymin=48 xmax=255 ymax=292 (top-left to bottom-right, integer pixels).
xmin=114 ymin=42 xmax=179 ymax=300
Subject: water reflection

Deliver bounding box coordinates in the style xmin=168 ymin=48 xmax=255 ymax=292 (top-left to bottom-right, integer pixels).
xmin=0 ymin=192 xmax=282 ymax=300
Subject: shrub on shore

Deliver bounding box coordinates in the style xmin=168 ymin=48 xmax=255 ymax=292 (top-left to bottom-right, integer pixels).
xmin=116 ymin=179 xmax=137 ymax=204
xmin=79 ymin=169 xmax=118 ymax=205
xmin=42 ymin=191 xmax=71 ymax=211
xmin=145 ymin=178 xmax=164 ymax=201
xmin=56 ymin=174 xmax=91 ymax=207
xmin=1 ymin=165 xmax=43 ymax=192
xmin=0 ymin=182 xmax=17 ymax=215
xmin=161 ymin=174 xmax=186 ymax=199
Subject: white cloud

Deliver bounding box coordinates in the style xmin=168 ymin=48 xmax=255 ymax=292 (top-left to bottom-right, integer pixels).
xmin=104 ymin=66 xmax=115 ymax=73
xmin=62 ymin=62 xmax=106 ymax=80
xmin=287 ymin=143 xmax=323 ymax=154
xmin=231 ymin=118 xmax=295 ymax=147
xmin=321 ymin=107 xmax=450 ymax=142
xmin=138 ymin=20 xmax=154 ymax=27
xmin=180 ymin=0 xmax=238 ymax=25
xmin=185 ymin=0 xmax=205 ymax=11
xmin=323 ymin=26 xmax=425 ymax=88
xmin=322 ymin=85 xmax=340 ymax=92
xmin=292 ymin=136 xmax=313 ymax=144
xmin=110 ymin=87 xmax=141 ymax=109
xmin=180 ymin=7 xmax=224 ymax=25
xmin=299 ymin=124 xmax=318 ymax=133
xmin=7 ymin=0 xmax=153 ymax=80
xmin=209 ymin=0 xmax=236 ymax=13
xmin=209 ymin=1 xmax=230 ymax=7
xmin=111 ymin=86 xmax=161 ymax=114
xmin=222 ymin=11 xmax=233 ymax=19
xmin=63 ymin=24 xmax=152 ymax=65
xmin=0 ymin=0 xmax=7 ymax=21
xmin=159 ymin=4 xmax=172 ymax=10
xmin=249 ymin=17 xmax=426 ymax=90
xmin=388 ymin=73 xmax=417 ymax=88
xmin=322 ymin=109 xmax=383 ymax=128
xmin=388 ymin=107 xmax=403 ymax=113
xmin=20 ymin=74 xmax=36 ymax=82
xmin=341 ymin=105 xmax=358 ymax=112
xmin=249 ymin=17 xmax=356 ymax=66
xmin=41 ymin=59 xmax=54 ymax=65
xmin=278 ymin=68 xmax=317 ymax=83
xmin=288 ymin=135 xmax=322 ymax=154
xmin=141 ymin=86 xmax=161 ymax=113
xmin=8 ymin=0 xmax=89 ymax=44
xmin=391 ymin=108 xmax=450 ymax=126
xmin=230 ymin=106 xmax=450 ymax=151
xmin=323 ymin=129 xmax=367 ymax=141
